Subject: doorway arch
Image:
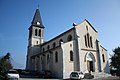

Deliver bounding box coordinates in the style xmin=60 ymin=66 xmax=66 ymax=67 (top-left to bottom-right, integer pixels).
xmin=85 ymin=52 xmax=96 ymax=72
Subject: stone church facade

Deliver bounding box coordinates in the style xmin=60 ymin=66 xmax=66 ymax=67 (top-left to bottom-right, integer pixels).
xmin=26 ymin=8 xmax=110 ymax=79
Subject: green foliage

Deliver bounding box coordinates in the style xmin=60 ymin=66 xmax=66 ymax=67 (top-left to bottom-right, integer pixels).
xmin=0 ymin=52 xmax=13 ymax=72
xmin=110 ymin=47 xmax=120 ymax=69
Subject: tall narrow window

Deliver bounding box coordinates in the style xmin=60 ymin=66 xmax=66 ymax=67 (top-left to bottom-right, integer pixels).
xmin=39 ymin=29 xmax=41 ymax=37
xmin=53 ymin=42 xmax=56 ymax=48
xmin=35 ymin=29 xmax=37 ymax=36
xmin=87 ymin=33 xmax=90 ymax=47
xmin=55 ymin=51 xmax=58 ymax=63
xmin=86 ymin=25 xmax=88 ymax=31
xmin=102 ymin=54 xmax=105 ymax=62
xmin=70 ymin=51 xmax=73 ymax=61
xmin=47 ymin=45 xmax=50 ymax=50
xmin=90 ymin=36 xmax=93 ymax=48
xmin=43 ymin=48 xmax=45 ymax=52
xmin=84 ymin=35 xmax=87 ymax=47
xmin=47 ymin=54 xmax=50 ymax=64
xmin=36 ymin=41 xmax=38 ymax=44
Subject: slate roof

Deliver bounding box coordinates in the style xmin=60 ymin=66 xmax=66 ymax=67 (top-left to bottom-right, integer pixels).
xmin=31 ymin=8 xmax=44 ymax=28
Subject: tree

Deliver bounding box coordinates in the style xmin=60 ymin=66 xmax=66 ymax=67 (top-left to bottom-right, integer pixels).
xmin=0 ymin=52 xmax=13 ymax=72
xmin=110 ymin=47 xmax=120 ymax=76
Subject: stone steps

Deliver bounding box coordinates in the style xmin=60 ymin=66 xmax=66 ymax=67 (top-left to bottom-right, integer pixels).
xmin=91 ymin=72 xmax=111 ymax=79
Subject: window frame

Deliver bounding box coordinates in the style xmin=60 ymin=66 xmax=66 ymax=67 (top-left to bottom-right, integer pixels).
xmin=102 ymin=54 xmax=105 ymax=62
xmin=87 ymin=33 xmax=90 ymax=47
xmin=70 ymin=50 xmax=74 ymax=61
xmin=90 ymin=36 xmax=93 ymax=48
xmin=39 ymin=29 xmax=41 ymax=37
xmin=67 ymin=35 xmax=72 ymax=41
xmin=47 ymin=45 xmax=50 ymax=50
xmin=84 ymin=35 xmax=88 ymax=47
xmin=35 ymin=29 xmax=37 ymax=36
xmin=55 ymin=51 xmax=58 ymax=63
xmin=53 ymin=42 xmax=56 ymax=48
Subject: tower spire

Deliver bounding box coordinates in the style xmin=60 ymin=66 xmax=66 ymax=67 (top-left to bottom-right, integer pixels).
xmin=31 ymin=8 xmax=44 ymax=28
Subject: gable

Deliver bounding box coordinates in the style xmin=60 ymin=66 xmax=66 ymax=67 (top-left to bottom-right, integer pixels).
xmin=85 ymin=19 xmax=98 ymax=33
xmin=74 ymin=19 xmax=98 ymax=50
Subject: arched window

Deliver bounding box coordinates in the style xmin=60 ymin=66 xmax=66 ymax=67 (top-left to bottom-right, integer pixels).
xmin=85 ymin=33 xmax=93 ymax=48
xmin=43 ymin=48 xmax=45 ymax=52
xmin=55 ymin=51 xmax=58 ymax=63
xmin=35 ymin=29 xmax=37 ymax=36
xmin=90 ymin=36 xmax=93 ymax=48
xmin=36 ymin=41 xmax=38 ymax=44
xmin=47 ymin=54 xmax=50 ymax=64
xmin=39 ymin=29 xmax=41 ymax=37
xmin=86 ymin=25 xmax=88 ymax=31
xmin=84 ymin=35 xmax=88 ymax=47
xmin=70 ymin=51 xmax=74 ymax=61
xmin=47 ymin=45 xmax=50 ymax=50
xmin=53 ymin=42 xmax=56 ymax=48
xmin=87 ymin=33 xmax=90 ymax=47
xmin=67 ymin=35 xmax=72 ymax=41
xmin=59 ymin=39 xmax=63 ymax=45
xmin=102 ymin=54 xmax=105 ymax=62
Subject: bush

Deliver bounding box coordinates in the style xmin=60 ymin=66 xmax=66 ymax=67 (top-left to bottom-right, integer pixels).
xmin=0 ymin=72 xmax=5 ymax=80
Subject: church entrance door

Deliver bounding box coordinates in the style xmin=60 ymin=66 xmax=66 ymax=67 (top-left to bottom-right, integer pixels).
xmin=87 ymin=61 xmax=94 ymax=72
xmin=87 ymin=61 xmax=93 ymax=72
xmin=85 ymin=52 xmax=95 ymax=72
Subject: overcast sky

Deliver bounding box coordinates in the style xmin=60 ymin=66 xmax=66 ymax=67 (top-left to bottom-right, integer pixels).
xmin=0 ymin=0 xmax=120 ymax=69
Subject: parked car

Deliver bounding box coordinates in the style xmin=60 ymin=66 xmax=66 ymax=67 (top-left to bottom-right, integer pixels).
xmin=70 ymin=71 xmax=84 ymax=79
xmin=6 ymin=70 xmax=19 ymax=80
xmin=84 ymin=73 xmax=94 ymax=79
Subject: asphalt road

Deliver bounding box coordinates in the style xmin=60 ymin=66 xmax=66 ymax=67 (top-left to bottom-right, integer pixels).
xmin=19 ymin=78 xmax=59 ymax=80
xmin=19 ymin=77 xmax=120 ymax=80
xmin=19 ymin=75 xmax=120 ymax=80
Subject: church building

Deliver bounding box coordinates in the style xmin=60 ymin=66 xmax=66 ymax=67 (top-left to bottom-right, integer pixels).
xmin=26 ymin=8 xmax=110 ymax=79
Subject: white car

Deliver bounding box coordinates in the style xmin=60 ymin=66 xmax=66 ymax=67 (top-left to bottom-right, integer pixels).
xmin=6 ymin=70 xmax=19 ymax=80
xmin=70 ymin=71 xmax=84 ymax=79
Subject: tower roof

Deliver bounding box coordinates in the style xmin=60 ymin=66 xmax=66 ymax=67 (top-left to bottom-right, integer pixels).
xmin=31 ymin=8 xmax=44 ymax=28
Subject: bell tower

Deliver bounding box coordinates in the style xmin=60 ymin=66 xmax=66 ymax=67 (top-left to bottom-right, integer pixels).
xmin=26 ymin=8 xmax=44 ymax=70
xmin=28 ymin=8 xmax=44 ymax=47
